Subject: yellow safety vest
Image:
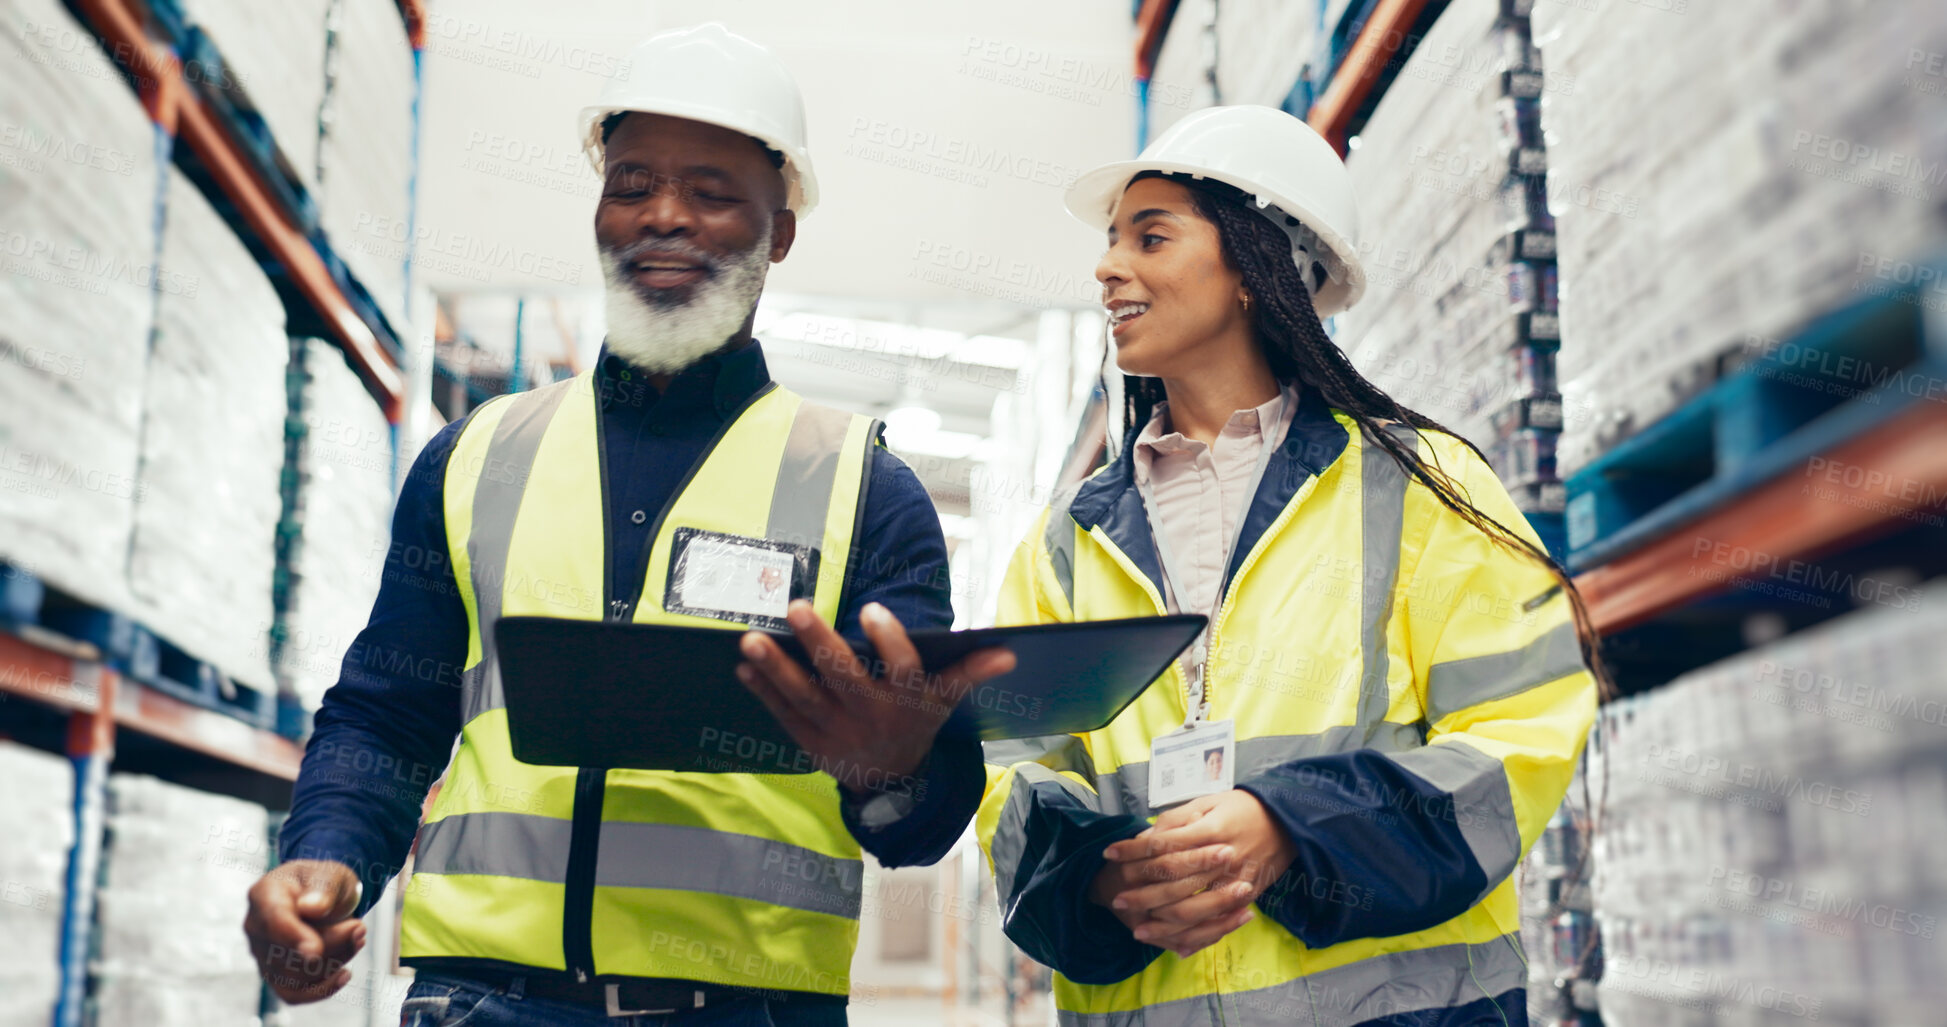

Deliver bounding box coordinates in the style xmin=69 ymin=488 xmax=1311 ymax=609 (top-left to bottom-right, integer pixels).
xmin=977 ymin=408 xmax=1596 ymax=1026
xmin=398 ymin=370 xmax=880 ymax=996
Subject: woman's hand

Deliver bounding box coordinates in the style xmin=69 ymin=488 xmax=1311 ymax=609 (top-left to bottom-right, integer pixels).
xmin=1088 ymin=835 xmax=1241 ymax=938
xmin=1098 ymin=790 xmax=1297 ymax=957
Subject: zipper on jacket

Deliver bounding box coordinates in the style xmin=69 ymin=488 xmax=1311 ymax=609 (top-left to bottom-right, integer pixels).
xmin=1181 ymin=474 xmax=1321 ymax=717
xmin=1201 ymin=476 xmax=1319 ymax=713
xmin=560 ymin=401 xmax=622 ymax=982
xmin=559 ymin=379 xmax=781 ymax=979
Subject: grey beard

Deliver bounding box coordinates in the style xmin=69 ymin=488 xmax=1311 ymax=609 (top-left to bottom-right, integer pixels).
xmin=599 ymin=226 xmax=773 ymax=375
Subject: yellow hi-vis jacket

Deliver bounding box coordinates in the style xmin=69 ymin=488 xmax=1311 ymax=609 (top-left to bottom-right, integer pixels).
xmin=397 ymin=370 xmax=880 ymax=995
xmin=976 ymin=392 xmax=1596 ymax=1026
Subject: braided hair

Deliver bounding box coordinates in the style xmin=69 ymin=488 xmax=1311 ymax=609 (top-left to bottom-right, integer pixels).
xmin=1121 ymin=171 xmax=1611 ymax=696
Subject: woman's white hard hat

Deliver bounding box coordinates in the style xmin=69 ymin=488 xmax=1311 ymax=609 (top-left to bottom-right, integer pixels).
xmin=579 ymin=23 xmax=818 ymax=216
xmin=1065 ymin=105 xmax=1366 ymax=316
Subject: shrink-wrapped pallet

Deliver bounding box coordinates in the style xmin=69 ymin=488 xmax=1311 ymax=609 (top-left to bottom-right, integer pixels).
xmin=127 ymin=170 xmax=288 ymax=690
xmin=94 ymin=774 xmax=269 ymax=1027
xmin=277 ymin=337 xmax=393 ymax=709
xmin=317 ymin=0 xmax=415 ymax=336
xmin=0 ymin=0 xmax=161 ymax=612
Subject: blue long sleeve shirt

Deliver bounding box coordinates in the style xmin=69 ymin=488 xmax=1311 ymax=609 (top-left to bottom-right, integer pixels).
xmin=280 ymin=341 xmax=983 ymax=917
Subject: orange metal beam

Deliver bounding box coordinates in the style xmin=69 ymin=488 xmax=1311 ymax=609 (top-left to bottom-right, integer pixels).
xmin=1306 ymin=0 xmax=1436 ymax=154
xmin=396 ymin=0 xmax=427 ymax=50
xmin=114 ymin=681 xmax=303 ymax=781
xmin=74 ymin=0 xmax=407 ymax=422
xmin=0 ymin=634 xmax=104 ymax=716
xmin=1574 ymin=402 xmax=1947 ymax=634
xmin=1133 ymin=0 xmax=1181 ymax=80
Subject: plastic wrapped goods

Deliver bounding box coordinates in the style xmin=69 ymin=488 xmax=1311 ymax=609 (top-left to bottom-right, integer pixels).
xmin=175 ymin=0 xmax=333 ymax=190
xmin=95 ymin=774 xmax=269 ymax=1027
xmin=1340 ymin=0 xmax=1546 ymax=449
xmin=0 ymin=0 xmax=161 ymax=613
xmin=278 ymin=337 xmax=393 ymax=709
xmin=1534 ymin=0 xmax=1947 ymax=475
xmin=1587 ymin=586 xmax=1947 ymax=1024
xmin=316 ymin=0 xmax=415 ymax=336
xmin=0 ymin=741 xmax=73 ymax=1026
xmin=127 ymin=170 xmax=288 ymax=691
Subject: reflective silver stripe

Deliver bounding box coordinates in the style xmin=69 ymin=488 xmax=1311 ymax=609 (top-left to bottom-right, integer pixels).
xmin=765 ymin=401 xmax=854 ymax=552
xmin=1055 ymin=934 xmax=1527 ymax=1027
xmin=595 ymin=821 xmax=863 ymax=919
xmin=1356 ymin=425 xmax=1415 ymax=742
xmin=1389 ymin=741 xmax=1521 ymax=900
xmin=1042 ymin=484 xmax=1080 ymax=610
xmin=413 ymin=813 xmax=865 ymax=919
xmin=983 ymin=734 xmax=1097 ymax=785
xmin=1093 ymin=721 xmax=1424 ymax=819
xmin=413 ymin=811 xmax=572 ymax=882
xmin=461 ymin=381 xmax=574 ymax=723
xmin=1425 ymin=620 xmax=1584 ymax=726
xmin=990 ymin=762 xmax=1096 ymax=906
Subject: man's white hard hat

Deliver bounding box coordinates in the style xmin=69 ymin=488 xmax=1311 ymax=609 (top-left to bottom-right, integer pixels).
xmin=1065 ymin=105 xmax=1366 ymax=317
xmin=579 ymin=23 xmax=818 ymax=216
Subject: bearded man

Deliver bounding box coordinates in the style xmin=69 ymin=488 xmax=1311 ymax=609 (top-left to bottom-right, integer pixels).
xmin=243 ymin=25 xmax=1007 ymax=1025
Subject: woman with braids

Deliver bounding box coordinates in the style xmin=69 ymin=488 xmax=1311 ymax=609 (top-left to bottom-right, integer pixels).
xmin=975 ymin=106 xmax=1602 ymax=1026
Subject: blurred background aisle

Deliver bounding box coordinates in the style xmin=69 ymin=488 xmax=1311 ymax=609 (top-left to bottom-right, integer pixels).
xmin=1 ymin=0 xmax=1943 ymax=1024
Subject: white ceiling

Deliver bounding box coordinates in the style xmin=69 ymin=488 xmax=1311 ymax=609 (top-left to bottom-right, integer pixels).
xmin=414 ymin=0 xmax=1138 ymax=313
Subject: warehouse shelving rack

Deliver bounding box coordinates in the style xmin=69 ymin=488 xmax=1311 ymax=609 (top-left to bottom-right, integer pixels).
xmin=1569 ymin=268 xmax=1947 ymax=634
xmin=0 ymin=3 xmax=428 ymax=1024
xmin=70 ymin=0 xmax=411 ymax=420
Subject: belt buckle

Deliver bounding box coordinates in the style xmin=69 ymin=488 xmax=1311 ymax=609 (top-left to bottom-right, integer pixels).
xmin=604 ymin=983 xmax=703 ymax=1018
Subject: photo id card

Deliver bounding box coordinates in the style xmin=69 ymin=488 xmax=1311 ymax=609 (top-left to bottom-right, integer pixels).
xmin=663 ymin=528 xmax=816 ymax=630
xmin=1147 ymin=718 xmax=1235 ymax=809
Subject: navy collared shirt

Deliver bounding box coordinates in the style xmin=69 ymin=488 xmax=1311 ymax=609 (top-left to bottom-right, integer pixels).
xmin=280 ymin=341 xmax=982 ymax=917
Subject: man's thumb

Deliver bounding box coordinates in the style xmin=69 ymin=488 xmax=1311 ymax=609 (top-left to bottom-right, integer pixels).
xmin=294 ymin=866 xmax=358 ymax=921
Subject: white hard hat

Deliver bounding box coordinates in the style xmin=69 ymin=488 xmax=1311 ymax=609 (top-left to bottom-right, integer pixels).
xmin=1065 ymin=105 xmax=1365 ymax=316
xmin=579 ymin=23 xmax=818 ymax=216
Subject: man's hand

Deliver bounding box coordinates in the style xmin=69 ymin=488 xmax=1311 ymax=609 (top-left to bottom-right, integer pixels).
xmin=1097 ymin=790 xmax=1297 ymax=957
xmin=243 ymin=860 xmax=365 ymax=1003
xmin=736 ymin=600 xmax=1014 ymax=796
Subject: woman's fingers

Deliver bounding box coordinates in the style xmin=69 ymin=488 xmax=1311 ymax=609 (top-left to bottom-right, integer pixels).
xmin=1105 ymin=804 xmax=1225 ymax=862
xmin=1112 ymin=844 xmax=1237 ymax=902
xmin=1143 ymin=878 xmax=1256 ymax=928
xmin=1108 ymin=865 xmax=1229 ymax=919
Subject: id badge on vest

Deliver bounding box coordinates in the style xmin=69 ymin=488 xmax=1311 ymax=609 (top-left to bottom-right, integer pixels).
xmin=1147 ymin=717 xmax=1235 ymax=809
xmin=664 ymin=527 xmax=817 ymax=631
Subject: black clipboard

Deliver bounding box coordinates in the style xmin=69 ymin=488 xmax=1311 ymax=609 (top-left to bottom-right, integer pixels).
xmin=493 ymin=613 xmax=1206 ymax=773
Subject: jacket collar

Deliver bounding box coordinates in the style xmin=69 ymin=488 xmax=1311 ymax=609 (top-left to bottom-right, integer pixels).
xmin=595 ymin=339 xmax=772 ymax=421
xmin=1068 ymin=382 xmax=1350 ymax=599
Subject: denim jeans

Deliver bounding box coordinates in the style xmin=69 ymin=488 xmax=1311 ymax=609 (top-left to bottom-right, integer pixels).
xmin=398 ymin=973 xmax=848 ymax=1027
